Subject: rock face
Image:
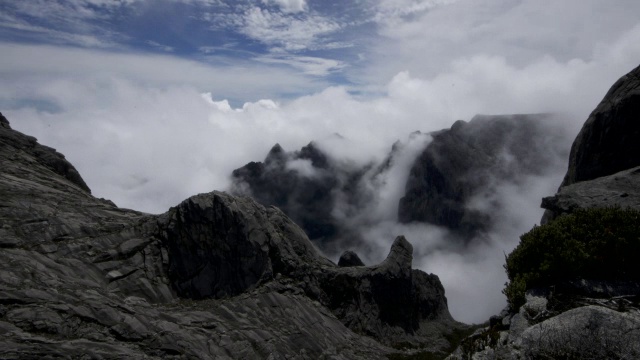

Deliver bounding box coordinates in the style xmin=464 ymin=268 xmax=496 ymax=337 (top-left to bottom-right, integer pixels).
xmin=561 ymin=64 xmax=640 ymax=187
xmin=230 ymin=142 xmax=364 ymax=245
xmin=543 ymin=64 xmax=640 ymax=222
xmin=233 ymin=115 xmax=571 ymax=247
xmin=399 ymin=114 xmax=569 ymax=237
xmin=542 ymin=166 xmax=640 ymax=219
xmin=0 ymin=113 xmax=460 ymax=359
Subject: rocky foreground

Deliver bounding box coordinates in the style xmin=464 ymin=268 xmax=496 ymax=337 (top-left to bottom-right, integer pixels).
xmin=0 ymin=113 xmax=462 ymax=358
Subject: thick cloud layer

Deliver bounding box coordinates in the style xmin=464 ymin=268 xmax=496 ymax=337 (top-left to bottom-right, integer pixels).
xmin=3 ymin=0 xmax=640 ymax=324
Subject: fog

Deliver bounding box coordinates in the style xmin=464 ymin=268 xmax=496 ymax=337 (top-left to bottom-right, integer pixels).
xmin=3 ymin=0 xmax=640 ymax=324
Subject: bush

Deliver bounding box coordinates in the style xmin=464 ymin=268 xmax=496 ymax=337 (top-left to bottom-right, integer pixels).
xmin=503 ymin=207 xmax=640 ymax=309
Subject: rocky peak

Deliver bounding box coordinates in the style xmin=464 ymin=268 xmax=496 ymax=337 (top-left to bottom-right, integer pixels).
xmin=0 ymin=111 xmax=91 ymax=194
xmin=0 ymin=112 xmax=10 ymax=129
xmin=264 ymin=143 xmax=286 ymax=165
xmin=297 ymin=141 xmax=330 ymax=169
xmin=561 ymin=64 xmax=640 ymax=187
xmin=338 ymin=250 xmax=365 ymax=267
xmin=378 ymin=235 xmax=413 ymax=277
xmin=399 ymin=113 xmax=570 ymax=238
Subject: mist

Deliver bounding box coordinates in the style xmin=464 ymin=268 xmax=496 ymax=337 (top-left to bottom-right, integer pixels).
xmin=3 ymin=0 xmax=640 ymax=324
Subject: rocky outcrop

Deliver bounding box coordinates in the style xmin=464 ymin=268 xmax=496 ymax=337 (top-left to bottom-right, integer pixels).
xmin=542 ymin=166 xmax=640 ymax=221
xmin=447 ymin=291 xmax=640 ymax=360
xmin=0 ymin=112 xmax=90 ymax=194
xmin=231 ymin=142 xmax=346 ymax=243
xmin=399 ymin=114 xmax=569 ymax=237
xmin=0 ymin=113 xmax=460 ymax=358
xmin=561 ymin=64 xmax=640 ymax=187
xmin=157 ymin=190 xmax=455 ymax=345
xmin=543 ymin=65 xmax=640 ymax=221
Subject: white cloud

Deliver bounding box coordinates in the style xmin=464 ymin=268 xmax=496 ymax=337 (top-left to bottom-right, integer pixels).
xmin=227 ymin=6 xmax=341 ymax=51
xmin=374 ymin=0 xmax=458 ymax=25
xmin=365 ymin=0 xmax=640 ymax=83
xmin=146 ymin=40 xmax=175 ymax=52
xmin=285 ymin=159 xmax=318 ymax=177
xmin=256 ymin=54 xmax=346 ymax=76
xmin=0 ymin=43 xmax=331 ymax=103
xmin=262 ymin=0 xmax=307 ymax=14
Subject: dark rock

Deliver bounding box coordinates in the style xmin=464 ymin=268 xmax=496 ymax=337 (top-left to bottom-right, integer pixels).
xmin=542 ymin=65 xmax=640 ymax=222
xmin=541 ymin=166 xmax=640 ymax=222
xmin=158 ymin=193 xmax=277 ymax=299
xmin=0 ymin=115 xmax=462 ymax=358
xmin=338 ymin=250 xmax=365 ymax=267
xmin=399 ymin=114 xmax=569 ymax=237
xmin=0 ymin=111 xmax=91 ymax=193
xmin=318 ymin=236 xmax=453 ymax=343
xmin=0 ymin=112 xmax=10 ymax=129
xmin=231 ymin=142 xmax=344 ymax=243
xmin=561 ymin=64 xmax=640 ymax=187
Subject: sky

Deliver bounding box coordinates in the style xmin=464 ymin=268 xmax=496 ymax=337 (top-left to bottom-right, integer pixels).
xmin=1 ymin=0 xmax=640 ymax=324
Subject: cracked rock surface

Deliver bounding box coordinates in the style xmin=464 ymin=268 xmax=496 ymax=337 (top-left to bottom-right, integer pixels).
xmin=0 ymin=112 xmax=461 ymax=359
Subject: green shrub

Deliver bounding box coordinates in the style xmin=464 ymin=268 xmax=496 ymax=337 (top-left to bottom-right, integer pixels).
xmin=503 ymin=207 xmax=640 ymax=310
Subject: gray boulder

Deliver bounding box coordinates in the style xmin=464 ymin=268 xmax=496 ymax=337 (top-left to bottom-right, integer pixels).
xmin=561 ymin=63 xmax=640 ymax=187
xmin=542 ymin=64 xmax=640 ymax=222
xmin=542 ymin=166 xmax=640 ymax=222
xmin=447 ymin=295 xmax=640 ymax=360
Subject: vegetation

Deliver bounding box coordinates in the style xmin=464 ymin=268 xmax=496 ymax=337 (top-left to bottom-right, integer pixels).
xmin=503 ymin=207 xmax=640 ymax=310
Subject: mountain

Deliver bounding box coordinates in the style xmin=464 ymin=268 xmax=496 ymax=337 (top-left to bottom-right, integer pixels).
xmin=0 ymin=112 xmax=462 ymax=359
xmin=398 ymin=113 xmax=569 ymax=238
xmin=230 ymin=142 xmax=356 ymax=245
xmin=448 ymin=64 xmax=640 ymax=360
xmin=231 ymin=113 xmax=571 ymax=249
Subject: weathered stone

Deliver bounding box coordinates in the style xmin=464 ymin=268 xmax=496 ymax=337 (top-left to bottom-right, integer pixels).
xmin=561 ymin=64 xmax=640 ymax=187
xmin=542 ymin=166 xmax=640 ymax=222
xmin=0 ymin=112 xmax=460 ymax=358
xmin=521 ymin=306 xmax=640 ymax=359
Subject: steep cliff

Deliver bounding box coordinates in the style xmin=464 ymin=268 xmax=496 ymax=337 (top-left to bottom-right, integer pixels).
xmin=0 ymin=113 xmax=461 ymax=359
xmin=233 ymin=114 xmax=571 ymax=246
xmin=561 ymin=63 xmax=640 ymax=187
xmin=543 ymin=63 xmax=640 ymax=222
xmin=399 ymin=114 xmax=569 ymax=237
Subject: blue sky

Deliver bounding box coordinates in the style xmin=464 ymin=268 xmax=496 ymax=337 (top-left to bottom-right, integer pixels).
xmin=1 ymin=0 xmax=382 ymax=94
xmin=2 ymin=0 xmax=640 ymax=323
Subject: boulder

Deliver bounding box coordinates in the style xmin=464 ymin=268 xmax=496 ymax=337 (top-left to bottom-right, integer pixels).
xmin=542 ymin=64 xmax=640 ymax=222
xmin=561 ymin=64 xmax=640 ymax=187
xmin=542 ymin=166 xmax=640 ymax=222
xmin=338 ymin=250 xmax=365 ymax=267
